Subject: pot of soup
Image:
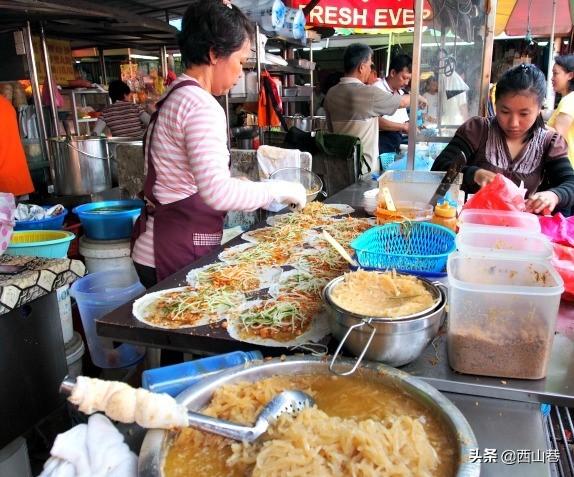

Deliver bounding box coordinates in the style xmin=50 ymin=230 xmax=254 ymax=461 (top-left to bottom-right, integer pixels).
xmin=139 ymin=355 xmax=479 ymax=477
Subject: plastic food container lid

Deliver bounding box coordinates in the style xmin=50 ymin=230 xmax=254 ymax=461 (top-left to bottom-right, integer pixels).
xmin=458 ymin=209 xmax=541 ymax=233
xmin=456 ymin=227 xmax=553 ymax=261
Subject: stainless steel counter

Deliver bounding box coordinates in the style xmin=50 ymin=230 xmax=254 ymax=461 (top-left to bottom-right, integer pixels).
xmin=445 ymin=392 xmax=552 ymax=476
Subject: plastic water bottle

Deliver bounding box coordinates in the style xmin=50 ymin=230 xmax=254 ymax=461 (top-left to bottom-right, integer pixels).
xmin=142 ymin=350 xmax=263 ymax=397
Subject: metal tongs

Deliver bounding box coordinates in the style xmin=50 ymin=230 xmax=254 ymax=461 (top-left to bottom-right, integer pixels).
xmin=60 ymin=376 xmax=314 ymax=443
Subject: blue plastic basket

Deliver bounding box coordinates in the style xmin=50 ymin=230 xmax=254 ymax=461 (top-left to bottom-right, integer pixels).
xmin=14 ymin=208 xmax=67 ymax=231
xmin=350 ymin=222 xmax=456 ymax=273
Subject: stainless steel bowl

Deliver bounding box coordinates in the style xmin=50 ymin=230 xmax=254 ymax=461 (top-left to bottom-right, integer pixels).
xmin=138 ymin=356 xmax=479 ymax=477
xmin=323 ymin=274 xmax=446 ymax=370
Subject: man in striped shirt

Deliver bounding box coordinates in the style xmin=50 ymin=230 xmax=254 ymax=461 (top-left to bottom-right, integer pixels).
xmin=324 ymin=43 xmax=412 ymax=174
xmin=93 ymin=80 xmax=150 ymax=137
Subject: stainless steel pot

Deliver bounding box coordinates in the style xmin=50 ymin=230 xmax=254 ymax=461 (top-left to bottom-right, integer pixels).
xmin=322 ymin=275 xmax=447 ymax=372
xmin=138 ymin=356 xmax=479 ymax=477
xmin=284 ymin=115 xmax=313 ymax=132
xmin=48 ymin=136 xmax=111 ymax=195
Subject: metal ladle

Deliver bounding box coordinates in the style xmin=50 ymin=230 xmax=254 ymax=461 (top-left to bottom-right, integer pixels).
xmin=60 ymin=377 xmax=314 ymax=443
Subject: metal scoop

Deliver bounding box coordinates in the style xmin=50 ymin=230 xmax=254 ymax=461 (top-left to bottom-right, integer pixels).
xmin=183 ymin=389 xmax=315 ymax=442
xmin=60 ymin=377 xmax=314 ymax=443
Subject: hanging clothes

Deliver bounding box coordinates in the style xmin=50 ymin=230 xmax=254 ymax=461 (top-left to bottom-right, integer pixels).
xmin=258 ymin=70 xmax=282 ymax=128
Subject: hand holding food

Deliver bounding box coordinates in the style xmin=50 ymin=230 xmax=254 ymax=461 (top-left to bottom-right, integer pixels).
xmin=473 ymin=168 xmax=497 ymax=187
xmin=68 ymin=376 xmax=188 ymax=429
xmin=269 ymin=180 xmax=307 ymax=210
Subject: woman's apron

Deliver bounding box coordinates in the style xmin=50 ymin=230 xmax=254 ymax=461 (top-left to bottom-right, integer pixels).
xmin=131 ymin=80 xmax=225 ymax=281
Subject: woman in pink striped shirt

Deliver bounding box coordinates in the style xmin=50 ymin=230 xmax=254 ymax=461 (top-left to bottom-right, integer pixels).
xmin=131 ymin=0 xmax=306 ymax=287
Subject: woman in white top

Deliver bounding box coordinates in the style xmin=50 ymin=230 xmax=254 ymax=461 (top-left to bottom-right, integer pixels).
xmin=131 ymin=0 xmax=306 ymax=287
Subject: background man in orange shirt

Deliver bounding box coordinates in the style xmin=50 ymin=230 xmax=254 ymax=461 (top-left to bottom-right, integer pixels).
xmin=0 ymin=94 xmax=34 ymax=196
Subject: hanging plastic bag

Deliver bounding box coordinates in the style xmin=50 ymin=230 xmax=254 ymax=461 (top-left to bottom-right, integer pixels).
xmin=41 ymin=77 xmax=64 ymax=108
xmin=463 ymin=174 xmax=526 ymax=212
xmin=0 ymin=193 xmax=15 ymax=255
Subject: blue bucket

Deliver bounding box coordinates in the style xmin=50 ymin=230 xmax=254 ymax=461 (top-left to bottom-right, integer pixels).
xmin=14 ymin=208 xmax=68 ymax=231
xmin=351 ymin=223 xmax=456 ymax=273
xmin=70 ymin=269 xmax=145 ymax=368
xmin=73 ymin=200 xmax=144 ymax=240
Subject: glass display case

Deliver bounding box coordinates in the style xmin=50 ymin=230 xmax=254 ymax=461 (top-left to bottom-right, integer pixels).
xmin=405 ymin=0 xmax=496 ymax=170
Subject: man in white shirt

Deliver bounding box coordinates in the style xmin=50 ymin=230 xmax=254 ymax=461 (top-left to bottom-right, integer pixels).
xmin=375 ymin=54 xmax=412 ymax=154
xmin=324 ymin=44 xmax=411 ymax=173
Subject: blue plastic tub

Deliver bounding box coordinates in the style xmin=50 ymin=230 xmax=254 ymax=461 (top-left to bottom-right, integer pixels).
xmin=350 ymin=223 xmax=456 ymax=274
xmin=73 ymin=200 xmax=144 ymax=240
xmin=6 ymin=230 xmax=75 ymax=258
xmin=14 ymin=208 xmax=68 ymax=231
xmin=70 ymin=269 xmax=146 ymax=368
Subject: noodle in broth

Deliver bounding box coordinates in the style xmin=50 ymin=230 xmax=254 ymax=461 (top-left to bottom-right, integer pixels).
xmin=164 ymin=374 xmax=457 ymax=477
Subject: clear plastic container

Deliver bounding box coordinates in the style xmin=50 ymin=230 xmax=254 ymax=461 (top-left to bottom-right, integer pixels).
xmin=70 ymin=269 xmax=145 ymax=368
xmin=142 ymin=350 xmax=263 ymax=397
xmin=447 ymin=252 xmax=564 ymax=379
xmin=456 ymin=227 xmax=553 ymax=261
xmin=458 ymin=209 xmax=541 ymax=232
xmin=378 ymin=170 xmax=462 ymax=204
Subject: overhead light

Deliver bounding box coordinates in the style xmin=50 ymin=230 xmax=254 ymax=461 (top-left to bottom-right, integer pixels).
xmin=173 ymin=53 xmax=182 ymax=58
xmin=75 ymin=60 xmax=81 ymax=64
xmin=421 ymin=41 xmax=473 ymax=47
xmin=130 ymin=54 xmax=159 ymax=60
xmin=268 ymin=48 xmax=281 ymax=53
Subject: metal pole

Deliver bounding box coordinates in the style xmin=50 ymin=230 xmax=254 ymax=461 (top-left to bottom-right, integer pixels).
xmin=546 ymin=0 xmax=558 ymax=110
xmin=406 ymin=0 xmax=424 ymax=170
xmin=224 ymin=93 xmax=231 ymax=148
xmin=386 ymin=32 xmax=393 ymax=76
xmin=160 ymin=45 xmax=168 ymax=79
xmin=22 ymin=23 xmax=50 ymax=166
xmin=437 ymin=29 xmax=446 ymax=135
xmin=309 ymin=38 xmax=314 ymax=117
xmin=98 ymin=47 xmax=108 ymax=85
xmin=255 ymin=23 xmax=263 ymax=145
xmin=478 ymin=0 xmax=497 ymax=117
xmin=40 ymin=23 xmax=59 ymax=137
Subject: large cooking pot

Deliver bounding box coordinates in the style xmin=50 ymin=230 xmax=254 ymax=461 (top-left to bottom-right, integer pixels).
xmin=284 ymin=116 xmax=327 ymax=132
xmin=323 ymin=274 xmax=447 ymax=370
xmin=48 ymin=136 xmax=111 ymax=196
xmin=138 ymin=356 xmax=479 ymax=477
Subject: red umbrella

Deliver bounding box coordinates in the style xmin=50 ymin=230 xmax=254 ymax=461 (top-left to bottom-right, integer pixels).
xmin=496 ymin=0 xmax=574 ymax=37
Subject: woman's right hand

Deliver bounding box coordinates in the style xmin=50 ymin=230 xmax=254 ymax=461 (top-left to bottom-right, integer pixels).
xmin=269 ymin=180 xmax=307 ymax=210
xmin=474 ymin=168 xmax=497 ymax=187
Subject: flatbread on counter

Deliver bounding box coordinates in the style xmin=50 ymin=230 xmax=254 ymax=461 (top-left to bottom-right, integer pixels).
xmin=186 ymin=262 xmax=282 ymax=293
xmin=225 ymin=297 xmax=329 ymax=347
xmin=132 ymin=286 xmax=245 ymax=329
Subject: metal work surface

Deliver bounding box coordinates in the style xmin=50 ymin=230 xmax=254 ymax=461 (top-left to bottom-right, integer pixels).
xmin=446 ymin=392 xmax=552 ymax=477
xmin=97 ymin=179 xmax=574 ymax=407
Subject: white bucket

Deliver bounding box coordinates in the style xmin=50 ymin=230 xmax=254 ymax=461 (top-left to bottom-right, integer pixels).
xmin=276 ymin=7 xmax=306 ymax=40
xmin=0 ymin=438 xmax=32 ymax=477
xmin=65 ymin=332 xmax=85 ymax=378
xmin=79 ymin=236 xmax=135 ymax=275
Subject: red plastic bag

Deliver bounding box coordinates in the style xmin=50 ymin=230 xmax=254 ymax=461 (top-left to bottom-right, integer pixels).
xmin=552 ymin=243 xmax=574 ymax=301
xmin=463 ymin=174 xmax=526 ymax=212
xmin=41 ymin=77 xmax=64 ymax=108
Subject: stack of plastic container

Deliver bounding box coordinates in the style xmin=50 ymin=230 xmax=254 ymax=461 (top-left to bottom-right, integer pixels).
xmin=447 ymin=209 xmax=564 ymax=380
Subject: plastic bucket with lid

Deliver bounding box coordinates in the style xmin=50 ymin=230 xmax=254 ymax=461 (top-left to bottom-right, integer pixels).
xmin=70 ymin=269 xmax=145 ymax=368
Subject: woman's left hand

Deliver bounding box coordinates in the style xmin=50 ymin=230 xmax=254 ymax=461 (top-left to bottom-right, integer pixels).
xmin=525 ymin=191 xmax=560 ymax=214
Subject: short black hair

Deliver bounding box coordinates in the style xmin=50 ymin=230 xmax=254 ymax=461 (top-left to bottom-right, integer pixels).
xmin=555 ymin=54 xmax=574 ymax=92
xmin=108 ymin=80 xmax=130 ymax=103
xmin=178 ymin=0 xmax=254 ymax=68
xmin=389 ymin=54 xmax=412 ymax=74
xmin=343 ymin=43 xmax=373 ymax=75
xmin=496 ymin=63 xmax=546 ymax=139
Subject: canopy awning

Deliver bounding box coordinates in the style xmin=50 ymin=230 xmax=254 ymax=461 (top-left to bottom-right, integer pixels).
xmin=495 ymin=0 xmax=574 ymax=37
